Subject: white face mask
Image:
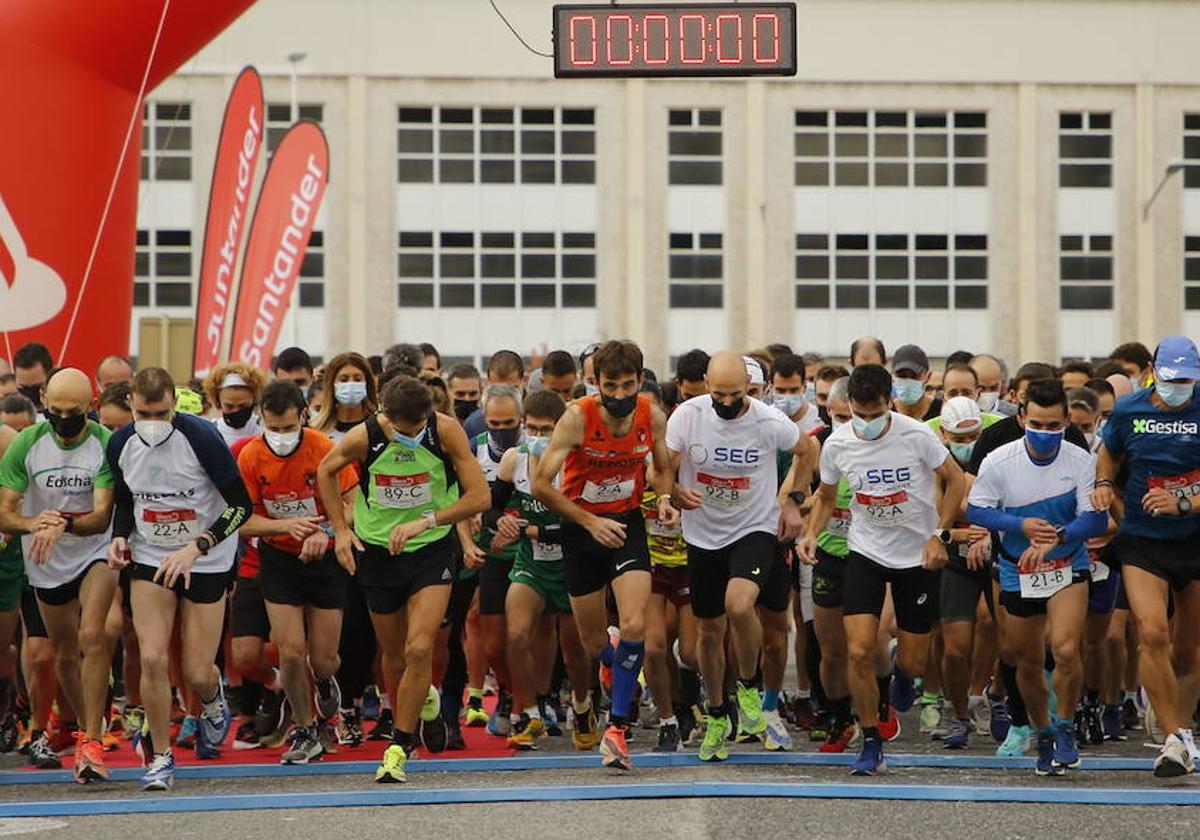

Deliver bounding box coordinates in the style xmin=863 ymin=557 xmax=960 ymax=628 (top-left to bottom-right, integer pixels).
xmin=977 ymin=392 xmax=999 ymax=413
xmin=265 ymin=429 xmax=302 ymax=456
xmin=134 ymin=419 xmax=173 ymax=447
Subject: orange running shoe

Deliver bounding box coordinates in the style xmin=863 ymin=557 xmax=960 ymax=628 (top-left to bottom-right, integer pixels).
xmin=599 ymin=724 xmax=631 ymax=771
xmin=877 ymin=705 xmax=901 ymax=742
xmin=73 ymin=734 xmax=109 ymax=783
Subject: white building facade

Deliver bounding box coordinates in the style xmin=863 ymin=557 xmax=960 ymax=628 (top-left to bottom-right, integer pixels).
xmin=133 ymin=0 xmax=1200 ymax=372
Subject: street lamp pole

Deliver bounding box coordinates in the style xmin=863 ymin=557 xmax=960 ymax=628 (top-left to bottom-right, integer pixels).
xmin=1143 ymin=160 xmax=1186 ymax=220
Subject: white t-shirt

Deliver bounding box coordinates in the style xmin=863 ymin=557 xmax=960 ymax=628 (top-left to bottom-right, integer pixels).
xmin=667 ymin=396 xmax=799 ymax=550
xmin=819 ymin=411 xmax=948 ymax=569
xmin=793 ymin=402 xmax=826 ymax=437
xmin=213 ymin=414 xmax=261 ymax=449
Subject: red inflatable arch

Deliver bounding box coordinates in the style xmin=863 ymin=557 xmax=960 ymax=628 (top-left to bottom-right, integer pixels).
xmin=0 ymin=0 xmax=256 ymax=377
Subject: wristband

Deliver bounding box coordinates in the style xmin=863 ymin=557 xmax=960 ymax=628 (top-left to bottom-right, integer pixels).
xmin=321 ymin=524 xmax=336 ymax=538
xmin=1095 ymin=479 xmax=1114 ymax=488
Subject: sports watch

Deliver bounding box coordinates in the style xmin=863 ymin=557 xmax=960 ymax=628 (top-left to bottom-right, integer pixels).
xmin=787 ymin=491 xmax=807 ymax=505
xmin=1179 ymin=496 xmax=1193 ymax=515
xmin=1054 ymin=525 xmax=1067 ymax=545
xmin=935 ymin=529 xmax=952 ymax=545
xmin=194 ymin=534 xmax=213 ymax=556
xmin=422 ymin=510 xmax=438 ymax=530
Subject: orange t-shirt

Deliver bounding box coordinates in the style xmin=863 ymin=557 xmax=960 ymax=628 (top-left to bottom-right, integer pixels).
xmin=237 ymin=429 xmax=357 ymax=555
xmin=561 ymin=393 xmax=654 ymax=516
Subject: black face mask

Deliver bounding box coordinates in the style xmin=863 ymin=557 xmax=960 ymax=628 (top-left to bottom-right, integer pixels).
xmin=223 ymin=406 xmax=255 ymax=429
xmin=601 ymin=393 xmax=638 ymax=418
xmin=18 ymin=385 xmax=42 ymax=409
xmin=712 ymin=396 xmax=745 ymax=421
xmin=453 ymin=399 xmax=478 ymax=422
xmin=47 ymin=411 xmax=87 ymax=440
xmin=488 ymin=426 xmax=521 ymax=453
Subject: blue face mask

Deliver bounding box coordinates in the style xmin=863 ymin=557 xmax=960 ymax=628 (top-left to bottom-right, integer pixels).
xmin=1155 ymin=380 xmax=1194 ymax=408
xmin=526 ymin=435 xmax=550 ymax=457
xmin=949 ymin=441 xmax=975 ymax=465
xmin=392 ymin=425 xmax=426 ymax=449
xmin=1024 ymin=427 xmax=1064 ymax=459
xmin=804 ymin=382 xmax=817 ymax=403
xmin=851 ymin=412 xmax=888 ymax=441
xmin=893 ymin=378 xmax=925 ymax=406
xmin=774 ymin=394 xmax=804 ymax=417
xmin=335 ymin=380 xmax=368 ymax=407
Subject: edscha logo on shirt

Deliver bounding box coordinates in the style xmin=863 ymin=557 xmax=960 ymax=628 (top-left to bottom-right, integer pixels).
xmin=1132 ymin=419 xmax=1199 ymax=435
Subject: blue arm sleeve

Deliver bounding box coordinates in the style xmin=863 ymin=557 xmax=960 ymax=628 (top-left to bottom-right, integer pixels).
xmin=1063 ymin=510 xmax=1108 ymax=543
xmin=967 ymin=504 xmax=1025 ymax=534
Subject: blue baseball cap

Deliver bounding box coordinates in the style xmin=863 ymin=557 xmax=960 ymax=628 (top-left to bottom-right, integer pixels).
xmin=1153 ymin=335 xmax=1200 ymax=381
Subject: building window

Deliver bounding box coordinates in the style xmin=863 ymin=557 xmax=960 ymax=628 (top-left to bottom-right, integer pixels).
xmin=397 ymin=231 xmax=595 ymax=308
xmin=794 ymin=110 xmax=987 ymax=188
xmin=134 ymin=228 xmax=193 ymax=307
xmin=141 ymin=102 xmax=192 ymax=181
xmin=1059 ymin=112 xmax=1112 ymax=188
xmin=1059 ymin=234 xmax=1113 ymax=310
xmin=668 ymin=232 xmax=722 ymax=307
xmin=794 ymin=233 xmax=987 ymax=310
xmin=266 ymin=103 xmax=324 ymax=157
xmin=1185 ymin=236 xmax=1200 ymax=309
xmin=396 ymin=107 xmax=595 ymax=185
xmin=668 ymin=109 xmax=722 ymax=186
xmin=1185 ymin=114 xmax=1200 ymax=189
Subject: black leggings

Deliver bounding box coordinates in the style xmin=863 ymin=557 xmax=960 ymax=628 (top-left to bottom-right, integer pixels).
xmin=441 ymin=574 xmax=478 ymax=722
xmin=336 ymin=576 xmax=376 ymax=707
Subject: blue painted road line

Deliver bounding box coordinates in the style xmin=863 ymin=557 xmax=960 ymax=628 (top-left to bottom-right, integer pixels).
xmin=1 ymin=780 xmax=1199 ymax=817
xmin=0 ymin=750 xmax=1160 ymax=786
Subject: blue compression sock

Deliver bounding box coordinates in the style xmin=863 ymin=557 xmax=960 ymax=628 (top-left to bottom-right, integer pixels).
xmin=762 ymin=688 xmax=780 ymax=713
xmin=597 ymin=644 xmax=615 ymax=669
xmin=610 ymin=640 xmax=645 ymax=721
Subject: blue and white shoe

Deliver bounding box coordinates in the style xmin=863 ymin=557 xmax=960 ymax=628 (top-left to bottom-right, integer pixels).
xmin=997 ymin=724 xmax=1032 ymax=757
xmin=850 ymin=735 xmax=886 ymax=776
xmin=141 ymin=751 xmax=176 ymax=791
xmin=889 ymin=667 xmax=917 ymax=714
xmin=987 ymin=691 xmax=1011 ymax=742
xmin=1035 ymin=731 xmax=1063 ymax=776
xmin=199 ymin=682 xmax=231 ymax=749
xmin=942 ymin=717 xmax=970 ymax=750
xmin=1053 ymin=720 xmax=1080 ymax=769
xmin=174 ymin=715 xmax=197 ymax=748
xmin=195 ymin=724 xmax=221 ymax=760
xmin=762 ymin=709 xmax=792 ymax=751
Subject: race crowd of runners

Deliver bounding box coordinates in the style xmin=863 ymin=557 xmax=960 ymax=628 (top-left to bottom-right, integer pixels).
xmin=0 ymin=331 xmax=1198 ymax=790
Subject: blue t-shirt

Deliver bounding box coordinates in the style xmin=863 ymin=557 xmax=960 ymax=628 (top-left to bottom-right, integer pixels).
xmin=1101 ymin=385 xmax=1200 ymax=541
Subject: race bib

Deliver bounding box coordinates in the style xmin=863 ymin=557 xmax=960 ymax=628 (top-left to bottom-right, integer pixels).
xmin=375 ymin=473 xmax=431 ymax=509
xmin=828 ymin=507 xmax=851 ymax=536
xmin=532 ymin=539 xmax=563 ymax=562
xmin=263 ymin=493 xmax=318 ymax=520
xmin=1018 ymin=552 xmax=1072 ymax=599
xmin=139 ymin=509 xmax=200 ymax=548
xmin=1147 ymin=469 xmax=1200 ymax=499
xmin=581 ymin=477 xmax=635 ymax=505
xmin=697 ymin=473 xmax=751 ymax=509
xmin=854 ymin=490 xmax=913 ymax=527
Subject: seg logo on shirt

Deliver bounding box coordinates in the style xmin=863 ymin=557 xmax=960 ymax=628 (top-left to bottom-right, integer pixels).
xmin=1132 ymin=418 xmax=1199 ymax=435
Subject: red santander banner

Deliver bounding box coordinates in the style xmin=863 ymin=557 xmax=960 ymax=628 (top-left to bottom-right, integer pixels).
xmin=192 ymin=66 xmax=263 ymax=379
xmin=228 ymin=121 xmax=328 ymax=370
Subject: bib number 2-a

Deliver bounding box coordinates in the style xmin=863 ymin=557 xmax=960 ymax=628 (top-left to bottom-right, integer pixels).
xmin=581 ymin=478 xmax=634 ymax=506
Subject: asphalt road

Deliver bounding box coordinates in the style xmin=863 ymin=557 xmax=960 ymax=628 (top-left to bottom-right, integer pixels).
xmin=0 ymin=710 xmax=1196 ymax=839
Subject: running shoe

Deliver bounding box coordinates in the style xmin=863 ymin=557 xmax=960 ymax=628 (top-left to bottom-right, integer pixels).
xmin=174 ymin=715 xmax=197 ymax=749
xmin=1178 ymin=728 xmax=1200 ymax=764
xmin=677 ymin=705 xmax=698 ymax=747
xmin=889 ymin=667 xmax=918 ymax=713
xmin=419 ymin=686 xmax=447 ymax=754
xmin=368 ymin=708 xmax=395 ymax=741
xmin=790 ymin=696 xmax=817 ymax=731
xmin=281 ymin=725 xmax=324 ymax=765
xmin=73 ymin=734 xmax=108 ymax=783
xmin=809 ymin=710 xmax=832 ymax=743
xmin=1102 ymin=703 xmax=1126 ymax=741
xmin=1122 ymin=695 xmax=1142 ymax=731
xmin=314 ymin=676 xmax=342 ymax=722
xmin=141 ymin=751 xmax=175 ymax=791
xmin=600 ymin=724 xmax=631 ymax=770
xmin=375 ymin=743 xmax=408 ymax=783
xmin=698 ymin=715 xmax=730 ymax=762
xmin=507 ymin=715 xmax=546 ymax=751
xmin=361 ymin=685 xmax=381 ymax=720
xmin=1035 ymin=731 xmax=1063 ymax=776
xmin=445 ymin=718 xmax=466 ymax=751
xmin=487 ymin=692 xmax=512 ymax=737
xmin=942 ymin=717 xmax=970 ymax=750
xmin=1155 ymin=733 xmax=1196 ymax=778
xmin=336 ymin=709 xmax=364 ymax=747
xmin=27 ymin=732 xmax=61 ymax=769
xmin=48 ymin=721 xmax=76 ymax=754
xmin=572 ymin=704 xmax=598 ymax=751
xmin=234 ymin=719 xmax=261 ymax=750
xmin=968 ymin=694 xmax=991 ymax=736
xmin=254 ymin=688 xmax=286 ymax=739
xmin=539 ymin=695 xmax=564 ymax=736
xmin=654 ymin=722 xmax=680 ymax=753
xmin=1085 ymin=701 xmax=1105 ymax=746
xmin=877 ymin=705 xmax=901 ymax=742
xmin=763 ymin=709 xmax=792 ymax=752
xmin=997 ymin=723 xmax=1032 ymax=757
xmin=1073 ymin=703 xmax=1089 ymax=749
xmin=919 ymin=697 xmax=943 ymax=734
xmin=464 ymin=696 xmax=489 ymax=728
xmin=986 ymin=691 xmax=1011 ymax=742
xmin=122 ymin=706 xmax=145 ymax=741
xmin=735 ymin=682 xmax=766 ymax=738
xmin=851 ymin=735 xmax=886 ymax=776
xmin=483 ymin=672 xmax=499 ymax=696
xmin=199 ymin=682 xmax=231 ymax=749
xmin=820 ymin=720 xmax=856 ymax=753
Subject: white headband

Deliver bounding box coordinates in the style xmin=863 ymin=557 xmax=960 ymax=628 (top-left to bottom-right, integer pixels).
xmin=220 ymin=372 xmax=249 ymax=389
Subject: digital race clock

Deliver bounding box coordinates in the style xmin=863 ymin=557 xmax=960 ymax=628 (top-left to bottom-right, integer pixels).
xmin=552 ymin=3 xmax=797 ymax=78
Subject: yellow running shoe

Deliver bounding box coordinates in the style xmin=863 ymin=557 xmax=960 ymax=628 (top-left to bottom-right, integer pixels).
xmin=374 ymin=744 xmax=407 ymax=784
xmin=572 ymin=704 xmax=598 ymax=751
xmin=507 ymin=717 xmax=546 ymax=751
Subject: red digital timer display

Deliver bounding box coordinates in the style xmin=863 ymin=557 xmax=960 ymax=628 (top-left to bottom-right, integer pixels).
xmin=553 ymin=3 xmax=797 ymax=78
